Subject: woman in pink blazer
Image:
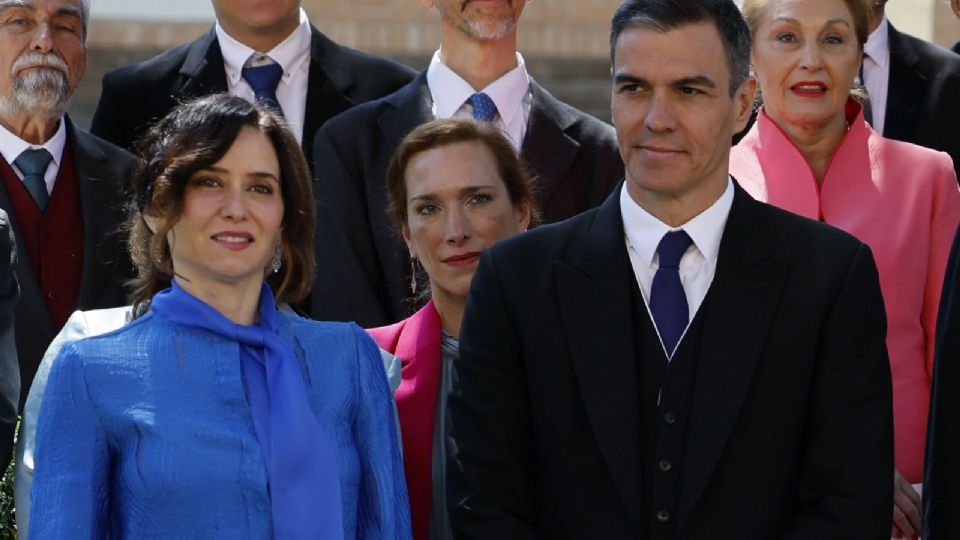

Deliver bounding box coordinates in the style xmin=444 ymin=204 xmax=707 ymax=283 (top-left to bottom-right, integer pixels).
xmin=366 ymin=119 xmax=534 ymax=540
xmin=734 ymin=1 xmax=960 ymax=537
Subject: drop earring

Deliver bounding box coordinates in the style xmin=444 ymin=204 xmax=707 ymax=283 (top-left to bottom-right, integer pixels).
xmin=270 ymin=245 xmax=282 ymax=274
xmin=409 ymin=258 xmax=418 ymax=294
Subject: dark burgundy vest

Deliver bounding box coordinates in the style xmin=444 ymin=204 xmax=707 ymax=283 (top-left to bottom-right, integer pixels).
xmin=0 ymin=144 xmax=84 ymax=329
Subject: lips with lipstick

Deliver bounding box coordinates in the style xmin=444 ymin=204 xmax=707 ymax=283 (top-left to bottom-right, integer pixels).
xmin=443 ymin=252 xmax=482 ymax=267
xmin=790 ymin=81 xmax=828 ymax=97
xmin=212 ymin=231 xmax=254 ymax=251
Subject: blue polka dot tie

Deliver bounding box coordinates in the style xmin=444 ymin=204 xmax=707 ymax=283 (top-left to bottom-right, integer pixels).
xmin=468 ymin=92 xmax=498 ymax=122
xmin=650 ymin=230 xmax=693 ymax=358
xmin=242 ymin=62 xmax=284 ymax=116
xmin=14 ymin=148 xmax=52 ymax=211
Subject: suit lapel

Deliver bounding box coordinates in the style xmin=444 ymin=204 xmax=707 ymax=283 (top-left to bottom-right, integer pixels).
xmin=301 ymin=27 xmax=359 ymax=164
xmin=174 ymin=28 xmax=229 ymax=100
xmin=884 ymin=24 xmax=922 ymax=140
xmin=69 ymin=121 xmax=128 ymax=308
xmin=521 ymin=82 xmax=580 ymax=211
xmin=676 ymin=185 xmax=788 ymax=526
xmin=556 ymin=187 xmax=643 ymax=530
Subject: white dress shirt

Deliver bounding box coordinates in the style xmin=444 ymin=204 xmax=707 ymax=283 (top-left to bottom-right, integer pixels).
xmin=425 ymin=49 xmax=532 ymax=150
xmin=620 ymin=178 xmax=734 ymax=357
xmin=862 ymin=16 xmax=890 ymax=136
xmin=216 ymin=8 xmax=312 ymax=143
xmin=0 ymin=118 xmax=67 ymax=196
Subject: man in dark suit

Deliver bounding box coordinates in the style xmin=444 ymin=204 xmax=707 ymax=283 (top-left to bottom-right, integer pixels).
xmin=0 ymin=0 xmax=135 ymax=409
xmin=446 ymin=1 xmax=894 ymax=538
xmin=862 ymin=0 xmax=960 ymax=178
xmin=90 ymin=0 xmax=415 ymax=169
xmin=923 ymin=224 xmax=960 ymax=539
xmin=0 ymin=209 xmax=17 ymax=473
xmin=309 ymin=0 xmax=623 ymax=327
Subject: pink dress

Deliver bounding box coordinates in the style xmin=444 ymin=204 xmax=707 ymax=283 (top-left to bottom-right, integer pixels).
xmin=730 ymin=101 xmax=960 ymax=483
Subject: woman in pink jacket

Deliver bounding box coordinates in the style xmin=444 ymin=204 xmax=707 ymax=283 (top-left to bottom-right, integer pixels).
xmin=732 ymin=0 xmax=960 ymax=537
xmin=366 ymin=119 xmax=534 ymax=540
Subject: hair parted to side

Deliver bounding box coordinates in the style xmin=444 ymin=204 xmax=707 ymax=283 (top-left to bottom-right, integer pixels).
xmin=385 ymin=118 xmax=540 ymax=231
xmin=609 ymin=0 xmax=752 ymax=96
xmin=126 ymin=94 xmax=315 ymax=317
xmin=741 ymin=0 xmax=871 ymax=49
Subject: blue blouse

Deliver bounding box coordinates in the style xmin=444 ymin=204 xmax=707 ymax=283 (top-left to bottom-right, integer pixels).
xmin=29 ymin=310 xmax=412 ymax=539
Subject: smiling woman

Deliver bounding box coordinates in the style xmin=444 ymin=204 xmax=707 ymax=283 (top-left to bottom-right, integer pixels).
xmin=27 ymin=94 xmax=412 ymax=539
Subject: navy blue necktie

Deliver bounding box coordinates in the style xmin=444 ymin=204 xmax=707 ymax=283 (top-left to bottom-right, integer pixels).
xmin=650 ymin=230 xmax=693 ymax=357
xmin=14 ymin=148 xmax=51 ymax=211
xmin=468 ymin=92 xmax=498 ymax=122
xmin=242 ymin=62 xmax=284 ymax=116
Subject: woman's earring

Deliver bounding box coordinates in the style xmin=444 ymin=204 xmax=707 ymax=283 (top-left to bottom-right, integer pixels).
xmin=409 ymin=258 xmax=418 ymax=294
xmin=271 ymin=245 xmax=282 ymax=274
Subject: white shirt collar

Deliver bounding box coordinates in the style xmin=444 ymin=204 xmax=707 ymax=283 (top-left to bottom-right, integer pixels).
xmin=620 ymin=177 xmax=734 ymax=267
xmin=864 ymin=15 xmax=889 ymax=69
xmin=426 ymin=49 xmax=530 ymax=126
xmin=215 ymin=8 xmax=312 ymax=86
xmin=0 ymin=117 xmax=67 ymax=170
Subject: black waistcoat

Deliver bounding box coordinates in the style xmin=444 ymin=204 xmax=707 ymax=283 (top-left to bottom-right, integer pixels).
xmin=631 ymin=281 xmax=709 ymax=539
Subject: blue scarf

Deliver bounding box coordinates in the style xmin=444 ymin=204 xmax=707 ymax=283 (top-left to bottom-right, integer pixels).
xmin=151 ymin=281 xmax=344 ymax=539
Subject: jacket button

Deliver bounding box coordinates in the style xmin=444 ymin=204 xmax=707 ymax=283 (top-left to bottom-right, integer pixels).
xmin=664 ymin=411 xmax=677 ymax=424
xmin=658 ymin=459 xmax=672 ymax=472
xmin=656 ymin=509 xmax=671 ymax=522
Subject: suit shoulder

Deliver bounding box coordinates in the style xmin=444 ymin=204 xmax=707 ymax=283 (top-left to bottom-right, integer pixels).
xmin=533 ymin=82 xmax=616 ymax=143
xmin=326 ymin=41 xmax=416 ymax=81
xmin=101 ymin=40 xmax=195 ymax=92
xmin=750 ymin=196 xmax=866 ymax=255
xmin=490 ymin=206 xmax=602 ymax=263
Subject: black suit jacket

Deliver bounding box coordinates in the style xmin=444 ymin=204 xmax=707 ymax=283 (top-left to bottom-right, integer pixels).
xmin=447 ymin=184 xmax=894 ymax=539
xmin=90 ymin=26 xmax=416 ymax=169
xmin=2 ymin=121 xmax=135 ymax=409
xmin=923 ymin=223 xmax=960 ymax=539
xmin=0 ymin=209 xmax=16 ymax=472
xmin=885 ymin=24 xmax=960 ymax=178
xmin=310 ymin=73 xmax=624 ymax=326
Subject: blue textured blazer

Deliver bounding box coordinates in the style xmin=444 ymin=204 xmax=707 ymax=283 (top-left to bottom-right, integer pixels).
xmin=29 ymin=310 xmax=412 ymax=539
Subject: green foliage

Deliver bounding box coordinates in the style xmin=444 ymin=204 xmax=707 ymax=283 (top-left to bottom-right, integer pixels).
xmin=0 ymin=454 xmax=16 ymax=539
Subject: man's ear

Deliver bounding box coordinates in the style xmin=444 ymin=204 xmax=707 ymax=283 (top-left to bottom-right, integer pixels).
xmin=733 ymin=76 xmax=758 ymax=134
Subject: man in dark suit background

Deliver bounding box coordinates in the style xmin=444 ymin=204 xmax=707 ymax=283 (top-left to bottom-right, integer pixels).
xmin=309 ymin=0 xmax=623 ymax=327
xmin=0 ymin=209 xmax=17 ymax=474
xmin=90 ymin=0 xmax=416 ymax=169
xmin=446 ymin=1 xmax=894 ymax=538
xmin=923 ymin=224 xmax=960 ymax=539
xmin=0 ymin=0 xmax=135 ymax=409
xmin=862 ymin=0 xmax=960 ymax=178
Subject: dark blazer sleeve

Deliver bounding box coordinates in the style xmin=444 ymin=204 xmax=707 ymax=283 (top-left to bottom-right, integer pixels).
xmin=923 ymin=223 xmax=960 ymax=539
xmin=782 ymin=242 xmax=893 ymax=539
xmin=0 ymin=209 xmax=17 ymax=472
xmin=446 ymin=248 xmax=537 ymax=539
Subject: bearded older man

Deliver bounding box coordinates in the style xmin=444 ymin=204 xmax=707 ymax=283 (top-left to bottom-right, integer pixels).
xmin=0 ymin=0 xmax=135 ymax=411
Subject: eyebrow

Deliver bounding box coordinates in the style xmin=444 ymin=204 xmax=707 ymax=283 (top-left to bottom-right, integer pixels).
xmin=771 ymin=16 xmax=852 ymax=29
xmin=0 ymin=1 xmax=82 ymax=18
xmin=408 ymin=184 xmax=498 ymax=202
xmin=204 ymin=165 xmax=280 ymax=182
xmin=613 ymin=73 xmax=717 ymax=89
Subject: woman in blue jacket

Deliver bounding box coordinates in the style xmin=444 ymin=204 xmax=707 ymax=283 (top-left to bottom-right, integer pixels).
xmin=28 ymin=94 xmax=411 ymax=539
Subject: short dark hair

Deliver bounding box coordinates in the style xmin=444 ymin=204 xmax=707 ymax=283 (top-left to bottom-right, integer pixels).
xmin=385 ymin=119 xmax=539 ymax=231
xmin=127 ymin=94 xmax=315 ymax=315
xmin=610 ymin=0 xmax=752 ymax=96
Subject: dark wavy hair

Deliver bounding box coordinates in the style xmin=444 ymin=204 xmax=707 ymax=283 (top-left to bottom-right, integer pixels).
xmin=126 ymin=94 xmax=315 ymax=317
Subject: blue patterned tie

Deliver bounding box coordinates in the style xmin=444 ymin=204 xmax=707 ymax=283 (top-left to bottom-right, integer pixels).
xmin=468 ymin=92 xmax=498 ymax=122
xmin=650 ymin=230 xmax=693 ymax=357
xmin=242 ymin=62 xmax=284 ymax=116
xmin=14 ymin=148 xmax=51 ymax=211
